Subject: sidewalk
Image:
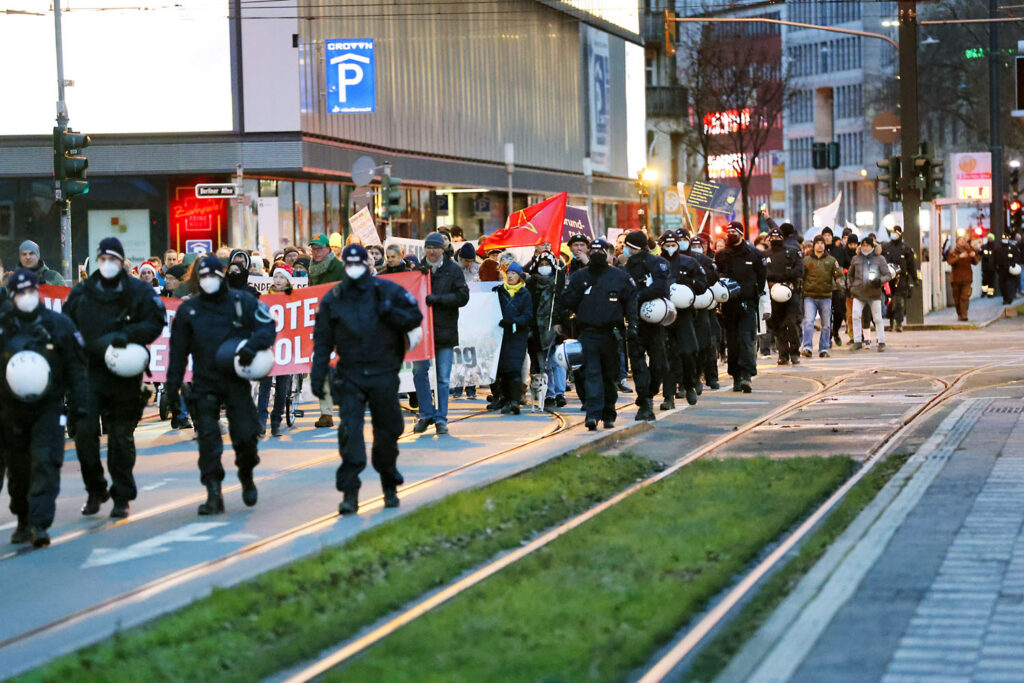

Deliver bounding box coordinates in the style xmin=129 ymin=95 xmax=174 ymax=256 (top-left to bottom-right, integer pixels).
xmin=917 ymin=295 xmax=1009 ymax=329
xmin=726 ymin=396 xmax=1024 ymax=682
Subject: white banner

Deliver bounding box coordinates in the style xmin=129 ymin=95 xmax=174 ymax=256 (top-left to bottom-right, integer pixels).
xmin=246 ymin=274 xmax=309 ymax=295
xmin=588 ymin=27 xmax=611 ymax=173
xmin=350 ymin=206 xmax=382 ymax=246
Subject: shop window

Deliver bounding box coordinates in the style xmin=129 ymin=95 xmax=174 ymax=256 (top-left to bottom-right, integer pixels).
xmin=326 ymin=183 xmax=341 ymax=235
xmin=0 ymin=201 xmax=12 ymax=240
xmin=278 ymin=181 xmax=294 ymax=246
xmin=259 ymin=179 xmax=277 ymax=197
xmin=294 ymin=182 xmax=310 ymax=246
xmin=310 ymin=182 xmax=325 ymax=236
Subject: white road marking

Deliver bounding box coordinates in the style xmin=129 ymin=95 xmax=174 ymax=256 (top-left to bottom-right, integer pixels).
xmin=81 ymin=522 xmax=229 ymax=568
xmin=140 ymin=478 xmax=175 ymax=492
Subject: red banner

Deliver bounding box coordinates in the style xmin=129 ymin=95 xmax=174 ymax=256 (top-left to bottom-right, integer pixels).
xmin=39 ymin=272 xmax=434 ymax=383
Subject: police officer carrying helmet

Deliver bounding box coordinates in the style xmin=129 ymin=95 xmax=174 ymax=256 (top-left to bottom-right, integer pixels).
xmin=994 ymin=232 xmax=1023 ymax=305
xmin=716 ymin=222 xmax=767 ymax=392
xmin=658 ymin=230 xmax=706 ymax=408
xmin=1 ymin=269 xmax=88 ymax=547
xmin=65 ymin=237 xmax=166 ymax=519
xmin=881 ymin=226 xmax=918 ymax=332
xmin=311 ymin=244 xmax=423 ymax=514
xmin=764 ymin=227 xmax=805 ymax=365
xmin=559 ymin=238 xmax=638 ymax=431
xmin=165 ymin=255 xmax=276 ymax=515
xmin=681 ymin=230 xmax=720 ymax=390
xmin=622 ymin=230 xmax=670 ymax=421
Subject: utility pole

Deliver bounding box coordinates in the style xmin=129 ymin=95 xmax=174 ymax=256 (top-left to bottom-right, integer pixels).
xmin=54 ymin=0 xmax=72 ymax=283
xmin=989 ymin=0 xmax=1004 ymax=239
xmin=897 ymin=0 xmax=924 ymax=325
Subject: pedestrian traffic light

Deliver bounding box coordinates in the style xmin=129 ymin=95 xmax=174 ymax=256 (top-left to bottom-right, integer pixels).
xmin=1011 ymin=197 xmax=1023 ymax=232
xmin=382 ymin=175 xmax=403 ymax=218
xmin=913 ymin=141 xmax=944 ymax=202
xmin=812 ymin=142 xmax=827 ymax=170
xmin=1010 ymin=165 xmax=1021 ymax=193
xmin=664 ymin=10 xmax=677 ymax=58
xmin=826 ymin=141 xmax=840 ymax=170
xmin=53 ymin=126 xmax=90 ymax=199
xmin=877 ymin=156 xmax=903 ymax=203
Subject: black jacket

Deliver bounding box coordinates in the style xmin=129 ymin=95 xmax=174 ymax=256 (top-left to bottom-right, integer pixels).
xmin=882 ymin=239 xmax=918 ymax=295
xmin=687 ymin=250 xmax=718 ymax=284
xmin=715 ymin=240 xmax=767 ymax=302
xmin=423 ymin=256 xmax=470 ymax=348
xmin=64 ymin=271 xmax=166 ymax=385
xmin=0 ymin=304 xmax=87 ymax=409
xmin=167 ymin=287 xmax=276 ymax=392
xmin=764 ymin=243 xmax=805 ymax=288
xmin=495 ymin=285 xmax=533 ymax=374
xmin=527 ymin=270 xmax=563 ymax=349
xmin=561 ymin=261 xmax=638 ymax=332
xmin=625 ymin=251 xmax=671 ymax=304
xmin=311 ymin=273 xmax=422 ymax=387
xmin=994 ymin=240 xmax=1022 ymax=275
xmin=664 ymin=251 xmax=709 ymax=293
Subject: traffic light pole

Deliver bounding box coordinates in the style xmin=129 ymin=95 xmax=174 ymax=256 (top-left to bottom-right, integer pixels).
xmin=989 ymin=0 xmax=1004 ymax=239
xmin=898 ymin=0 xmax=924 ymax=325
xmin=54 ymin=0 xmax=72 ymax=284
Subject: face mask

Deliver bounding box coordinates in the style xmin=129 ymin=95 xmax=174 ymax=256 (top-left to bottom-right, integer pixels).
xmin=679 ymin=240 xmax=690 ymax=251
xmin=589 ymin=251 xmax=608 ymax=267
xmin=692 ymin=245 xmax=704 ymax=254
xmin=727 ymin=233 xmax=742 ymax=246
xmin=345 ymin=265 xmax=367 ymax=280
xmin=98 ymin=260 xmax=121 ymax=280
xmin=538 ymin=265 xmax=553 ymax=277
xmin=199 ymin=276 xmax=221 ymax=294
xmin=663 ymin=245 xmax=678 ymax=256
xmin=622 ymin=246 xmax=633 ymax=258
xmin=15 ymin=292 xmax=38 ymax=313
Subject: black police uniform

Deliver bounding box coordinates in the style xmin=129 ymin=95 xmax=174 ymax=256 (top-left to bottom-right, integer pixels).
xmin=662 ymin=249 xmax=706 ymax=405
xmin=0 ymin=289 xmax=8 ymax=500
xmin=64 ymin=269 xmax=166 ymax=512
xmin=311 ymin=271 xmax=422 ymax=505
xmin=981 ymin=239 xmax=997 ymax=297
xmin=764 ymin=240 xmax=805 ymax=363
xmin=687 ymin=247 xmax=720 ymax=388
xmin=830 ymin=239 xmax=852 ymax=343
xmin=994 ymin=238 xmax=1022 ymax=304
xmin=561 ymin=257 xmax=638 ymax=426
xmin=166 ymin=281 xmax=276 ymax=506
xmin=0 ymin=286 xmax=88 ymax=543
xmin=715 ymin=238 xmax=767 ymax=389
xmin=624 ymin=250 xmax=671 ymax=414
xmin=882 ymin=236 xmax=918 ymax=330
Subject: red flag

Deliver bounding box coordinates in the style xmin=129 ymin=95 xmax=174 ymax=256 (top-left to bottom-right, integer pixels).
xmin=477 ymin=192 xmax=568 ymax=256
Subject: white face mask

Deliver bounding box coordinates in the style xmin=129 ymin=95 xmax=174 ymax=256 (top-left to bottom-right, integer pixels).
xmin=15 ymin=292 xmax=39 ymax=313
xmin=692 ymin=245 xmax=704 ymax=254
xmin=199 ymin=276 xmax=221 ymax=294
xmin=538 ymin=265 xmax=553 ymax=277
xmin=663 ymin=245 xmax=678 ymax=256
xmin=345 ymin=265 xmax=367 ymax=280
xmin=98 ymin=260 xmax=121 ymax=280
xmin=679 ymin=240 xmax=690 ymax=251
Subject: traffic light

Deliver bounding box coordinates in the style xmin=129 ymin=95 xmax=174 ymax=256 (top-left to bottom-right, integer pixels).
xmin=826 ymin=141 xmax=840 ymax=170
xmin=913 ymin=141 xmax=945 ymax=202
xmin=1010 ymin=165 xmax=1020 ymax=193
xmin=382 ymin=175 xmax=403 ymax=218
xmin=812 ymin=142 xmax=827 ymax=170
xmin=664 ymin=10 xmax=677 ymax=57
xmin=877 ymin=156 xmax=903 ymax=203
xmin=53 ymin=126 xmax=90 ymax=199
xmin=1011 ymin=197 xmax=1023 ymax=232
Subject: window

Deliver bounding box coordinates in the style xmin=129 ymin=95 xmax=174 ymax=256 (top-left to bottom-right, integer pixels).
xmin=294 ymin=182 xmax=310 ymax=247
xmin=278 ymin=182 xmax=294 ymax=246
xmin=790 ymin=90 xmax=814 ymax=124
xmin=0 ymin=201 xmax=12 ymax=240
xmin=790 ymin=137 xmax=813 ymax=170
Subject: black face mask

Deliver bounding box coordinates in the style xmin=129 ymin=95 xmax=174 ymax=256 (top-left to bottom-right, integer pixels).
xmin=769 ymin=239 xmax=784 ymax=250
xmin=226 ymin=266 xmax=248 ymax=289
xmin=727 ymin=233 xmax=742 ymax=246
xmin=588 ymin=251 xmax=608 ymax=269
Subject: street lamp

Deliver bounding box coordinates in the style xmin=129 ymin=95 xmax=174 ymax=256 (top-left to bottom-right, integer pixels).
xmin=637 ymin=167 xmax=660 ymax=231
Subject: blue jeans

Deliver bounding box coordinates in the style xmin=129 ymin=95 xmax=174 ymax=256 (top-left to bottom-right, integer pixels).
xmin=257 ymin=375 xmax=292 ymax=429
xmin=801 ymin=297 xmax=832 ymax=352
xmin=413 ymin=347 xmax=454 ymax=425
xmin=544 ymin=350 xmax=567 ymax=398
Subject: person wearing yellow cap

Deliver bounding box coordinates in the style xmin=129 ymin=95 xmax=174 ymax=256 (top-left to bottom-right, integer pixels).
xmin=329 ymin=232 xmax=343 ymax=257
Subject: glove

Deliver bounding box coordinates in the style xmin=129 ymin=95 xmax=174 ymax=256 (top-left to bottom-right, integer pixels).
xmin=626 ymin=326 xmax=639 ymax=342
xmin=237 ymin=345 xmax=257 ymax=367
xmin=425 ymin=294 xmax=439 ymax=306
xmin=109 ymin=333 xmax=128 ymax=348
xmin=499 ymin=318 xmax=512 ymax=329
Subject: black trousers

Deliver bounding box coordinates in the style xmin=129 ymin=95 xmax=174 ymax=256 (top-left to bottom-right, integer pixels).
xmin=693 ymin=310 xmax=718 ymax=386
xmin=1001 ymin=273 xmax=1020 ymax=304
xmin=629 ymin=321 xmax=666 ymax=401
xmin=75 ymin=376 xmax=143 ymax=502
xmin=723 ymin=300 xmax=758 ymax=380
xmin=336 ymin=373 xmax=404 ymax=494
xmin=831 ymin=291 xmax=846 ymax=337
xmin=664 ymin=310 xmax=699 ymax=395
xmin=193 ymin=385 xmax=260 ymax=486
xmin=888 ymin=292 xmax=907 ymax=326
xmin=579 ymin=328 xmax=619 ymax=422
xmin=982 ymin=267 xmax=995 ymax=296
xmin=770 ymin=298 xmax=802 ymax=359
xmin=5 ymin=399 xmax=65 ymax=529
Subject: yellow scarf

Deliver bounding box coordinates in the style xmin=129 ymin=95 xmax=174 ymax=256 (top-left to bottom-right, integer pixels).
xmin=503 ymin=279 xmax=525 ymax=297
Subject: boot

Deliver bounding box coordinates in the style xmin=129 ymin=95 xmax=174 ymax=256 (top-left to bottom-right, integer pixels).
xmin=777 ymin=355 xmax=789 ymax=366
xmin=239 ymin=471 xmax=258 ymax=507
xmin=739 ymin=377 xmax=752 ymax=393
xmin=695 ymin=383 xmax=703 ymax=396
xmin=708 ymin=380 xmax=720 ymax=390
xmin=29 ymin=526 xmax=50 ymax=548
xmin=383 ymin=486 xmax=400 ymax=509
xmin=81 ymin=489 xmax=110 ymax=516
xmin=110 ymin=500 xmax=130 ymax=519
xmin=500 ymin=375 xmax=521 ymax=415
xmin=660 ymin=396 xmax=675 ymax=411
xmin=10 ymin=517 xmax=30 ymax=544
xmin=685 ymin=388 xmax=698 ymax=405
xmin=198 ymin=481 xmax=225 ymax=515
xmin=732 ymin=377 xmax=742 ymax=392
xmin=635 ymin=398 xmax=656 ymax=422
xmin=338 ymin=490 xmax=359 ymax=515
xmin=789 ymin=354 xmax=800 ymax=365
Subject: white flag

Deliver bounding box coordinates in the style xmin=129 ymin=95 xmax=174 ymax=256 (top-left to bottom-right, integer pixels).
xmin=811 ymin=192 xmax=842 ymax=234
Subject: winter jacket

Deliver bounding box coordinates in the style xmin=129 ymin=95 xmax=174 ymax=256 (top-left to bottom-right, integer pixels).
xmin=495 ymin=284 xmax=533 ymax=374
xmin=882 ymin=239 xmax=918 ymax=296
xmin=848 ymin=252 xmax=892 ymax=301
xmin=946 ymin=245 xmax=980 ymax=285
xmin=802 ymin=253 xmax=841 ymax=299
xmin=307 ymin=252 xmax=346 ymax=286
xmin=764 ymin=243 xmax=805 ymax=288
xmin=27 ymin=260 xmax=66 ymax=286
xmin=715 ymin=240 xmax=767 ymax=303
xmin=527 ymin=270 xmax=563 ymax=349
xmin=424 ymin=256 xmax=470 ymax=348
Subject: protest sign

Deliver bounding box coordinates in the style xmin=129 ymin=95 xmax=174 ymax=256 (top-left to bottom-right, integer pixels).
xmin=349 ymin=206 xmax=382 ymax=246
xmin=687 ymin=180 xmax=740 ymax=215
xmin=562 ymin=205 xmax=595 ymax=245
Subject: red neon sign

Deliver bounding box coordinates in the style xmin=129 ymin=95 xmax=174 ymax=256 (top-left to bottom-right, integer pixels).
xmin=703 ymin=108 xmax=752 ymax=135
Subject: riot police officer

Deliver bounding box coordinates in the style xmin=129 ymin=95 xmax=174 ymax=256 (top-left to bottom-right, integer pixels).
xmin=981 ymin=234 xmax=996 ymax=298
xmin=683 ymin=231 xmax=720 ymax=390
xmin=882 ymin=226 xmax=918 ymax=331
xmin=764 ymin=227 xmax=805 ymax=365
xmin=65 ymin=237 xmax=166 ymax=519
xmin=622 ymin=230 xmax=670 ymax=421
xmin=658 ymin=231 xmax=706 ymax=408
xmin=1 ymin=269 xmax=88 ymax=547
xmin=165 ymin=255 xmax=276 ymax=515
xmin=312 ymin=245 xmax=423 ymax=514
xmin=560 ymin=239 xmax=638 ymax=431
xmin=715 ymin=222 xmax=766 ymax=393
xmin=994 ymin=233 xmax=1022 ymax=305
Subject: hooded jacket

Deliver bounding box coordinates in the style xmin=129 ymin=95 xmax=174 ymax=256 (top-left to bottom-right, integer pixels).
xmin=848 ymin=251 xmax=892 ymax=301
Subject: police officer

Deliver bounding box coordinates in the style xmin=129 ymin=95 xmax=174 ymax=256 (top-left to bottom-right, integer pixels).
xmin=65 ymin=237 xmax=166 ymax=519
xmin=311 ymin=245 xmax=423 ymax=514
xmin=684 ymin=231 xmax=721 ymax=390
xmin=764 ymin=227 xmax=805 ymax=365
xmin=994 ymin=232 xmax=1022 ymax=305
xmin=882 ymin=226 xmax=918 ymax=332
xmin=658 ymin=231 xmax=706 ymax=408
xmin=1 ymin=269 xmax=88 ymax=547
xmin=981 ymin=234 xmax=997 ymax=298
xmin=560 ymin=239 xmax=638 ymax=431
xmin=716 ymin=222 xmax=766 ymax=393
xmin=165 ymin=255 xmax=276 ymax=515
xmin=622 ymin=230 xmax=670 ymax=421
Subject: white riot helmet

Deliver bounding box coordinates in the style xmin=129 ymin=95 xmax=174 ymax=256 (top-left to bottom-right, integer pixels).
xmin=693 ymin=288 xmax=715 ymax=310
xmin=887 ymin=263 xmax=898 ymax=279
xmin=104 ymin=343 xmax=150 ymax=378
xmin=710 ymin=280 xmax=730 ymax=303
xmin=1010 ymin=263 xmax=1022 ymax=276
xmin=6 ymin=350 xmax=51 ymax=402
xmin=216 ymin=339 xmax=275 ymax=380
xmin=669 ymin=283 xmax=695 ymax=309
xmin=553 ymin=340 xmax=584 ymax=371
xmin=406 ymin=327 xmax=424 ymax=352
xmin=770 ymin=283 xmax=793 ymax=303
xmin=640 ymin=298 xmax=677 ymax=326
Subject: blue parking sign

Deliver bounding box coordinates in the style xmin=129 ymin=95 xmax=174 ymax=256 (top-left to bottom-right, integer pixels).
xmin=326 ymin=39 xmax=376 ymax=113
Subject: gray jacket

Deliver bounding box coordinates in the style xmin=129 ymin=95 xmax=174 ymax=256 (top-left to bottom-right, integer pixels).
xmin=848 ymin=252 xmax=891 ymax=301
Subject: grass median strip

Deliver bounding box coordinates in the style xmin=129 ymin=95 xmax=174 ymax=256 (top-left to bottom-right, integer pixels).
xmin=26 ymin=452 xmax=659 ymax=683
xmin=686 ymin=451 xmax=912 ymax=682
xmin=328 ymin=456 xmax=855 ymax=682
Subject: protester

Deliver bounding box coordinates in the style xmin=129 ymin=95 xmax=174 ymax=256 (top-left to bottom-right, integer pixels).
xmin=368 ymin=244 xmax=386 ymax=273
xmin=981 ymin=233 xmax=996 ymax=298
xmin=256 ymin=265 xmax=296 ymax=437
xmin=283 ymin=246 xmax=301 ymax=267
xmin=848 ymin=236 xmax=891 ymax=351
xmin=946 ymin=236 xmax=981 ymax=322
xmin=801 ymin=235 xmax=841 ymax=358
xmin=227 ymin=249 xmax=261 ymax=298
xmin=457 ymin=242 xmax=479 ymax=282
xmin=18 ymin=240 xmax=65 ymax=286
xmin=163 ymin=249 xmax=179 ymax=272
xmin=382 ymin=245 xmax=409 ymax=274
xmin=527 ymin=251 xmax=565 ymax=410
xmin=308 ymin=234 xmax=346 ymax=427
xmin=329 ymin=233 xmax=343 ymax=257
xmin=479 ymin=249 xmax=503 ymax=281
xmin=492 ymin=262 xmax=533 ymax=415
xmin=137 ymin=261 xmax=162 ymax=293
xmin=162 ymin=264 xmax=187 ymax=298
